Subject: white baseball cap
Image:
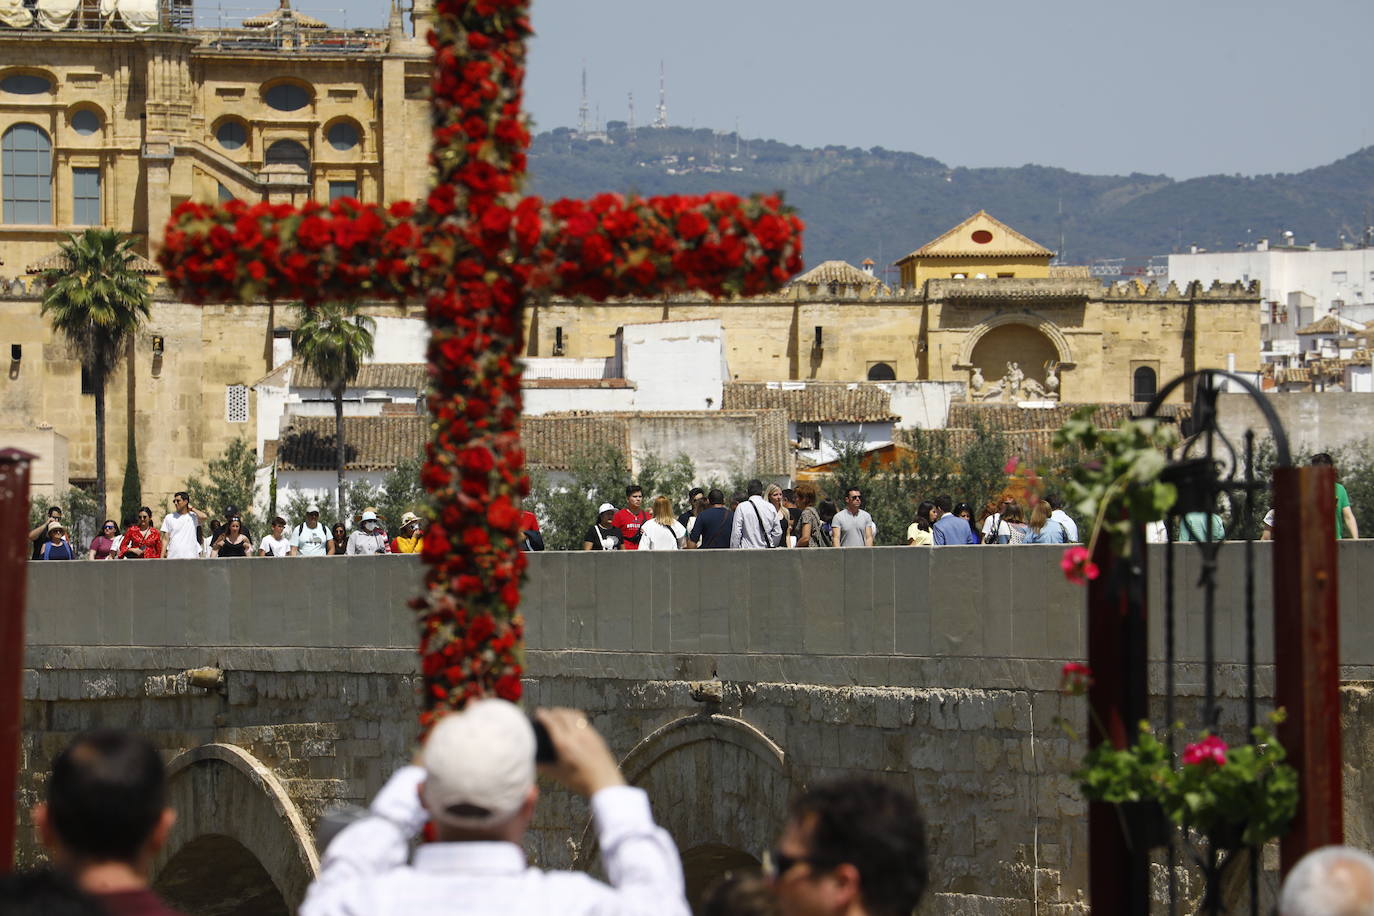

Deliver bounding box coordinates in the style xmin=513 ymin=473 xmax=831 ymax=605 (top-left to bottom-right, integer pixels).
xmin=597 ymin=503 xmax=616 ymax=515
xmin=360 ymin=511 xmax=378 ymax=523
xmin=306 ymin=504 xmax=320 ymax=513
xmin=422 ymin=699 xmax=535 ymax=827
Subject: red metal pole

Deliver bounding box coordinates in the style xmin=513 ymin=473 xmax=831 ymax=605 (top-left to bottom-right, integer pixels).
xmin=0 ymin=448 xmax=35 ymax=874
xmin=1086 ymin=529 xmax=1150 ymax=915
xmin=1273 ymin=465 xmax=1343 ymax=874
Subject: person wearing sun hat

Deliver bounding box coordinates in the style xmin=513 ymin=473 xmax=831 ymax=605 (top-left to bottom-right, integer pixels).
xmin=300 ymin=699 xmax=688 ymax=916
xmin=390 ymin=511 xmax=424 ymax=554
xmin=346 ymin=510 xmax=390 ymax=555
xmin=36 ymin=518 xmax=78 ymax=560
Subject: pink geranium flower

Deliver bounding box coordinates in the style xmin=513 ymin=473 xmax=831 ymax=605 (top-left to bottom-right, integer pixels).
xmin=1060 ymin=546 xmax=1100 ymax=584
xmin=1182 ymin=735 xmax=1228 ymax=766
xmin=1060 ymin=662 xmax=1093 ymax=696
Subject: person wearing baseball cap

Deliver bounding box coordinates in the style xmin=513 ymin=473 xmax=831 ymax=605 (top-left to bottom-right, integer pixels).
xmin=301 ymin=700 xmax=688 ymax=916
xmin=290 ymin=504 xmax=330 ymax=557
xmin=582 ymin=503 xmax=622 ymax=551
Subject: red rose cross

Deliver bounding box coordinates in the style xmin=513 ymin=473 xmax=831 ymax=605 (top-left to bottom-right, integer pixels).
xmin=159 ymin=0 xmax=803 ymax=730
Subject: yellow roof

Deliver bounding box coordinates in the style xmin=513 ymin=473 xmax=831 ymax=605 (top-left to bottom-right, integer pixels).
xmin=896 ymin=210 xmax=1055 ymax=263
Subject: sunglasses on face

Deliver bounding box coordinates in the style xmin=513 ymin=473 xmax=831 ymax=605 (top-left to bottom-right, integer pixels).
xmin=762 ymin=848 xmax=828 ymax=880
xmin=103 ymin=525 xmax=117 ymax=530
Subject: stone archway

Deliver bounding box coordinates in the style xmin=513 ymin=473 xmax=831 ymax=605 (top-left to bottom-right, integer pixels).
xmin=956 ymin=313 xmax=1076 ymax=399
xmin=574 ymin=714 xmax=792 ymax=914
xmin=154 ymin=744 xmax=318 ymax=916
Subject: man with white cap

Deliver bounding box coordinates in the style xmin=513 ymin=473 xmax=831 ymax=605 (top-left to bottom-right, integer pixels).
xmin=1279 ymin=845 xmax=1374 ymax=916
xmin=290 ymin=505 xmax=331 ymax=557
xmin=300 ymin=700 xmax=689 ymax=916
xmin=346 ymin=511 xmax=390 ymax=555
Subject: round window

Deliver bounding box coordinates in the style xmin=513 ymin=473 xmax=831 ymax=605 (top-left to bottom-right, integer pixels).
xmin=216 ymin=120 xmax=247 ymax=150
xmin=71 ymin=109 xmax=100 ymax=136
xmin=971 ymin=229 xmax=994 ymax=244
xmin=2 ymin=73 xmax=52 ymax=95
xmin=326 ymin=122 xmax=359 ymax=151
xmin=264 ymin=83 xmax=310 ymax=112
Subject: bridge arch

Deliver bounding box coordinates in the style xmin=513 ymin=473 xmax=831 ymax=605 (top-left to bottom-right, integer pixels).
xmin=575 ymin=714 xmax=793 ymax=910
xmin=153 ymin=744 xmax=319 ymax=916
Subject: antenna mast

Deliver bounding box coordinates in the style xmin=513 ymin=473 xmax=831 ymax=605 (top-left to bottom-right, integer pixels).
xmin=578 ymin=64 xmax=590 ymax=134
xmin=627 ymin=92 xmax=637 ymax=144
xmin=653 ymin=60 xmax=668 ymax=129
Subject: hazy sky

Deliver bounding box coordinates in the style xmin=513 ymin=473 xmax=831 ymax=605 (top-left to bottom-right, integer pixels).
xmin=289 ymin=0 xmax=1372 ymax=179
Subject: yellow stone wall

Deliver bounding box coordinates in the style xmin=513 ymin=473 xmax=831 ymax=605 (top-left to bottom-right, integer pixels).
xmin=0 ymin=24 xmax=432 ymax=272
xmin=899 ymin=254 xmax=1051 ymax=289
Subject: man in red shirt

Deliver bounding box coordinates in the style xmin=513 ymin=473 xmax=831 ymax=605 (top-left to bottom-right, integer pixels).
xmin=33 ymin=730 xmax=186 ymax=915
xmin=612 ymin=485 xmax=651 ymax=550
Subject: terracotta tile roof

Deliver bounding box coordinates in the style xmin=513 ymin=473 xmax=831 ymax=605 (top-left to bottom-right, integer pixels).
xmin=272 ymin=415 xmax=429 ymax=471
xmin=722 ymin=382 xmax=898 ymax=423
xmin=520 ymin=415 xmax=632 ymax=471
xmin=1296 ymin=314 xmax=1360 ymax=335
xmin=293 ymin=362 xmax=430 ymax=390
xmin=26 ymin=248 xmax=160 ymax=274
xmin=789 ymin=260 xmax=885 ymax=288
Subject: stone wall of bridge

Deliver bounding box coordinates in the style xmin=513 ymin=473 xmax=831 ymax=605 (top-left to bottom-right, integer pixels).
xmin=16 ymin=544 xmax=1374 ymax=914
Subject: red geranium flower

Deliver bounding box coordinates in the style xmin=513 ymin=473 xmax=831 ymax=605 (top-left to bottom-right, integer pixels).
xmin=1182 ymin=735 xmax=1228 ymax=766
xmin=1061 ymin=546 xmax=1100 ymax=585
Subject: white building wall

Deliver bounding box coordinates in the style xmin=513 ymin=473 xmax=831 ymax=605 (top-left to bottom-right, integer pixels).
xmin=369 ymin=316 xmax=429 ymax=362
xmin=879 ymin=381 xmax=965 ymax=429
xmin=620 ymin=319 xmax=725 ymax=412
xmin=1169 ymin=248 xmax=1374 ymax=312
xmin=522 ymin=388 xmax=636 ymax=415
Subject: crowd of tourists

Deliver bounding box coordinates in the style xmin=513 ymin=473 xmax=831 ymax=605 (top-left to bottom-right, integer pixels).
xmin=583 ymin=481 xmax=1081 ymax=551
xmin=27 ymin=494 xmax=437 ymax=561
xmin=5 ymin=712 xmax=1367 ymax=916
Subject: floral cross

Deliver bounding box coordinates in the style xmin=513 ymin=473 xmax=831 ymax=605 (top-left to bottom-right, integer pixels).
xmin=158 ymin=0 xmax=803 ymax=729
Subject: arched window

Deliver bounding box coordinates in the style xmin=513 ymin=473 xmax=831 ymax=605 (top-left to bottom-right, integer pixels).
xmin=867 ymin=362 xmax=896 ymax=381
xmin=216 ymin=120 xmax=247 ymax=151
xmin=326 ymin=121 xmax=359 ymax=151
xmin=3 ymin=123 xmax=52 ymax=224
xmin=264 ymin=139 xmax=309 ymax=172
xmin=1133 ymin=366 xmax=1158 ymax=403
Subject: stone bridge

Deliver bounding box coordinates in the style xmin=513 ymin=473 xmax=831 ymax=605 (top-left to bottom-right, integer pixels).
xmin=16 ymin=545 xmax=1374 ymax=914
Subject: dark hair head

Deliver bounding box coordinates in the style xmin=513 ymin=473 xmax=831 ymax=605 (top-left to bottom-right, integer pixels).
xmin=626 ymin=484 xmax=642 ymax=498
xmin=138 ymin=507 xmax=153 ymax=519
xmin=1044 ymin=491 xmax=1063 ymax=510
xmin=747 ymin=479 xmax=765 ymax=497
xmin=271 ymin=516 xmax=286 ymax=527
xmin=934 ymin=495 xmax=952 ymax=513
xmin=1002 ymin=503 xmax=1024 ymax=523
xmin=688 ymin=487 xmax=705 ymax=500
xmin=846 ymin=487 xmax=861 ymax=500
xmin=47 ymin=730 xmax=166 ymax=863
xmin=787 ymin=777 xmax=928 ymax=916
xmin=700 ymin=872 xmax=778 ymax=916
xmin=914 ymin=501 xmax=936 ymax=531
xmin=954 ymin=502 xmax=973 ymax=518
xmin=173 ymin=491 xmax=189 ymax=502
xmin=47 ymin=506 xmax=62 ymax=517
xmin=1311 ymin=452 xmax=1335 ymax=467
xmin=707 ymin=488 xmax=725 ymax=506
xmin=332 ymin=523 xmax=346 ymax=535
xmin=0 ymin=868 xmax=107 ymax=916
xmin=730 ymin=492 xmax=748 ymax=508
xmin=818 ymin=499 xmax=838 ymax=523
xmin=782 ymin=488 xmax=796 ymax=502
xmin=100 ymin=519 xmax=118 ymax=533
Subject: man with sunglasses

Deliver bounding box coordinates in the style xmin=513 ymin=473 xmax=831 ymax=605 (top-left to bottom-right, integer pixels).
xmin=29 ymin=505 xmax=65 ymax=560
xmin=765 ymin=777 xmax=927 ymax=916
xmin=160 ymin=492 xmax=206 ymax=560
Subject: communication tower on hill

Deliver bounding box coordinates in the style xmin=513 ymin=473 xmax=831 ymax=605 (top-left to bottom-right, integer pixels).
xmin=577 ymin=64 xmax=590 ymax=135
xmin=627 ymin=92 xmax=637 ymax=145
xmin=653 ymin=61 xmax=668 ymax=129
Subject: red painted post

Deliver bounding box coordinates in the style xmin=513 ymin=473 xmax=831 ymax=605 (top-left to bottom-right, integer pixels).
xmin=1273 ymin=465 xmax=1343 ymax=874
xmin=1086 ymin=530 xmax=1150 ymax=915
xmin=0 ymin=448 xmax=35 ymax=874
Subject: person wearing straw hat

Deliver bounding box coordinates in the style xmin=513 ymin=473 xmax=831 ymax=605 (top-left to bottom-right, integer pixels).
xmin=390 ymin=512 xmax=424 ymax=554
xmin=36 ymin=519 xmax=78 ymax=560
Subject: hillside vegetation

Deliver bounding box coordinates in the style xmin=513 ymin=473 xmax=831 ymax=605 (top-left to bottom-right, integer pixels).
xmin=526 ymin=126 xmax=1374 ymax=273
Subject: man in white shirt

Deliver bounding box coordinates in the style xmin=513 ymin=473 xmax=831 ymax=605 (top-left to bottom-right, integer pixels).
xmin=300 ymin=699 xmax=689 ymax=916
xmin=290 ymin=505 xmax=330 ymax=556
xmin=1046 ymin=494 xmax=1079 ymax=542
xmin=159 ymin=491 xmax=206 ymax=559
xmin=730 ymin=479 xmax=782 ymax=549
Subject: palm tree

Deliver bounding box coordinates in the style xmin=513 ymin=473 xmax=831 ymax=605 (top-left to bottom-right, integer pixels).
xmin=41 ymin=229 xmax=152 ymax=520
xmin=291 ymin=302 xmax=376 ymax=515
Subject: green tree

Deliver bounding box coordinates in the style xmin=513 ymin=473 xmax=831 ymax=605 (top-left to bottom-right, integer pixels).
xmin=119 ymin=427 xmax=142 ymax=528
xmin=39 ymin=229 xmax=151 ymax=519
xmin=30 ymin=486 xmax=101 ymax=546
xmin=526 ymin=442 xmax=631 ymax=550
xmin=291 ymin=302 xmax=376 ymax=516
xmin=186 ymin=436 xmax=263 ymax=534
xmin=376 ymin=457 xmax=427 ymax=531
xmin=636 ymin=451 xmax=696 ymax=510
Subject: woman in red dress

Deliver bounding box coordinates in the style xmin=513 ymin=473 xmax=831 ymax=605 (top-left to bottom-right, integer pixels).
xmin=118 ymin=506 xmax=163 ymax=559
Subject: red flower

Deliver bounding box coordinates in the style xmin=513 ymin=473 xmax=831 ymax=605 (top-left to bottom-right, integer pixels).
xmin=494 ymin=673 xmax=521 ymax=701
xmin=486 ymin=495 xmax=520 ymax=531
xmin=1182 ymin=735 xmax=1228 ymax=766
xmin=1059 ymin=662 xmax=1093 ymax=696
xmin=1061 ymin=546 xmax=1100 ymax=585
xmin=676 ymin=210 xmax=709 ymax=240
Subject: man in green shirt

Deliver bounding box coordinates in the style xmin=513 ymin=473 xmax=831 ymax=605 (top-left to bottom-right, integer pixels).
xmin=1312 ymin=453 xmax=1360 ymax=539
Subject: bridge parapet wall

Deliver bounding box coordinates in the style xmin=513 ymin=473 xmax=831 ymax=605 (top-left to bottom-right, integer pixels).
xmin=18 ymin=544 xmax=1374 ymax=914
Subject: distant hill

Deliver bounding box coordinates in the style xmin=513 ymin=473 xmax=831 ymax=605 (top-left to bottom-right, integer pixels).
xmin=526 ymin=126 xmax=1374 ymax=275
